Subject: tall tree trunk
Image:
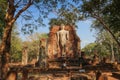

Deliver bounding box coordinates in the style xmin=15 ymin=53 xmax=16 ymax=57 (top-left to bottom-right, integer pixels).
xmin=0 ymin=22 xmax=13 ymax=79
xmin=0 ymin=0 xmax=15 ymax=79
xmin=0 ymin=0 xmax=32 ymax=79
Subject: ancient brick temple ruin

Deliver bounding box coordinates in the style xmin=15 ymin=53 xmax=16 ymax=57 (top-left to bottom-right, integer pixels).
xmin=47 ymin=25 xmax=81 ymax=59
xmin=8 ymin=25 xmax=120 ymax=80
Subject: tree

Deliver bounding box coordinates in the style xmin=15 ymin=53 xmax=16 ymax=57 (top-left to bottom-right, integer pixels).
xmin=81 ymin=0 xmax=120 ymax=48
xmin=103 ymin=0 xmax=120 ymax=33
xmin=82 ymin=42 xmax=111 ymax=60
xmin=0 ymin=0 xmax=74 ymax=79
xmin=24 ymin=33 xmax=48 ymax=62
xmin=95 ymin=30 xmax=120 ymax=62
xmin=10 ymin=24 xmax=22 ymax=62
xmin=0 ymin=0 xmax=33 ymax=78
xmin=51 ymin=0 xmax=83 ymax=27
xmin=0 ymin=0 xmax=7 ymax=39
xmin=82 ymin=43 xmax=97 ymax=56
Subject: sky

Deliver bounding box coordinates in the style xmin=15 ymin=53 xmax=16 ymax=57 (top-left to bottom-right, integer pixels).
xmin=17 ymin=4 xmax=96 ymax=49
xmin=76 ymin=20 xmax=96 ymax=48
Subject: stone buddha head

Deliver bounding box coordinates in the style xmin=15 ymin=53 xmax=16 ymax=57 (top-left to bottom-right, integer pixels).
xmin=61 ymin=24 xmax=65 ymax=30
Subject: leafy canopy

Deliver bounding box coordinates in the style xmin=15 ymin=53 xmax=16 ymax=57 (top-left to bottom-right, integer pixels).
xmin=0 ymin=0 xmax=7 ymax=39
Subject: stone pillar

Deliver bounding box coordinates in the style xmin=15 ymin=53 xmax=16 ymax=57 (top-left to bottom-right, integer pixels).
xmin=38 ymin=39 xmax=47 ymax=67
xmin=22 ymin=46 xmax=28 ymax=65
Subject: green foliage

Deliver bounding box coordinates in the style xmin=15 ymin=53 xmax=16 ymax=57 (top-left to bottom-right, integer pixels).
xmin=10 ymin=24 xmax=22 ymax=62
xmin=49 ymin=18 xmax=67 ymax=27
xmin=20 ymin=0 xmax=84 ymax=34
xmin=49 ymin=14 xmax=81 ymax=29
xmin=0 ymin=0 xmax=7 ymax=39
xmin=20 ymin=0 xmax=70 ymax=34
xmin=103 ymin=0 xmax=120 ymax=33
xmin=23 ymin=33 xmax=48 ymax=62
xmin=11 ymin=32 xmax=48 ymax=62
xmin=81 ymin=0 xmax=120 ymax=48
xmin=95 ymin=43 xmax=110 ymax=57
xmin=81 ymin=0 xmax=108 ymax=17
xmin=82 ymin=29 xmax=120 ymax=58
xmin=82 ymin=42 xmax=110 ymax=58
xmin=82 ymin=43 xmax=97 ymax=55
xmin=82 ymin=0 xmax=120 ymax=34
xmin=95 ymin=30 xmax=120 ymax=60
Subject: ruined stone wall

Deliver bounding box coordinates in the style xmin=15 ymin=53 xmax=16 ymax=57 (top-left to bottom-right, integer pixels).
xmin=47 ymin=25 xmax=81 ymax=59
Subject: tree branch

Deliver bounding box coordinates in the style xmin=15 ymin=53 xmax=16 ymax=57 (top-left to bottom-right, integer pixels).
xmin=13 ymin=0 xmax=33 ymax=22
xmin=15 ymin=0 xmax=22 ymax=7
xmin=94 ymin=15 xmax=120 ymax=48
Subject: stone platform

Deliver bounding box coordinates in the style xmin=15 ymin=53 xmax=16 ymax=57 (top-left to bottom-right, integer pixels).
xmin=48 ymin=57 xmax=80 ymax=68
xmin=9 ymin=62 xmax=120 ymax=80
